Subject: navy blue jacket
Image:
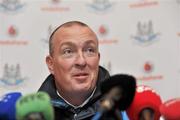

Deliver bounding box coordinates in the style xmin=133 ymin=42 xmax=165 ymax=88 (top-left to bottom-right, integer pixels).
xmin=38 ymin=66 xmax=110 ymax=120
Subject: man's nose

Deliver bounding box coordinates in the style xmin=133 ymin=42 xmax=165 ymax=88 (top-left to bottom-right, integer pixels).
xmin=75 ymin=52 xmax=87 ymax=67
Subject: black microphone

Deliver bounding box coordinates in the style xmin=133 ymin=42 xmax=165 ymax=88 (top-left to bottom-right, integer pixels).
xmin=92 ymin=74 xmax=136 ymax=120
xmin=100 ymin=74 xmax=136 ymax=111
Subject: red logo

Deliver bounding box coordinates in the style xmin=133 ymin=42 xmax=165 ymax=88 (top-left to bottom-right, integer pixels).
xmin=0 ymin=25 xmax=28 ymax=45
xmin=129 ymin=0 xmax=159 ymax=8
xmin=97 ymin=24 xmax=118 ymax=45
xmin=41 ymin=0 xmax=70 ymax=12
xmin=144 ymin=62 xmax=153 ymax=73
xmin=136 ymin=61 xmax=163 ymax=81
xmin=99 ymin=25 xmax=108 ymax=35
xmin=8 ymin=26 xmax=18 ymax=37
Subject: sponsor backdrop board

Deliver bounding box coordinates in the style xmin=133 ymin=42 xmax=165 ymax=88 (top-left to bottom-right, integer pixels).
xmin=0 ymin=0 xmax=180 ymax=102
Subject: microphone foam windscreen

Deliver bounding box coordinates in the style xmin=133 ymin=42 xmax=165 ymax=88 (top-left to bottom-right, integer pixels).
xmin=127 ymin=85 xmax=162 ymax=120
xmin=100 ymin=74 xmax=136 ymax=110
xmin=0 ymin=92 xmax=22 ymax=120
xmin=160 ymin=98 xmax=180 ymax=120
xmin=16 ymin=91 xmax=54 ymax=120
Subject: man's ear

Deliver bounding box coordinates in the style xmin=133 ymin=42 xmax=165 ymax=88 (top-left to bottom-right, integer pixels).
xmin=46 ymin=55 xmax=54 ymax=74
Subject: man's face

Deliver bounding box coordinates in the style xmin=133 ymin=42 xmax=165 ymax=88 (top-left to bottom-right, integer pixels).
xmin=46 ymin=25 xmax=100 ymax=97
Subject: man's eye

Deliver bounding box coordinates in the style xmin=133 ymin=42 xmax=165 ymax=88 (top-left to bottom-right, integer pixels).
xmin=84 ymin=47 xmax=97 ymax=57
xmin=63 ymin=49 xmax=73 ymax=55
xmin=86 ymin=48 xmax=95 ymax=53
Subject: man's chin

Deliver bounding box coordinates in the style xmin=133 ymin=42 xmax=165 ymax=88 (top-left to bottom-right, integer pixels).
xmin=72 ymin=86 xmax=91 ymax=94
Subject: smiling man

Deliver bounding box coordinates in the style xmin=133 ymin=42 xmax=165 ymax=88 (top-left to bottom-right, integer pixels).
xmin=38 ymin=21 xmax=110 ymax=120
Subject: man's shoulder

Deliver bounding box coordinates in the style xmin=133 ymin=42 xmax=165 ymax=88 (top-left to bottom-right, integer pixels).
xmin=38 ymin=74 xmax=56 ymax=94
xmin=98 ymin=66 xmax=110 ymax=82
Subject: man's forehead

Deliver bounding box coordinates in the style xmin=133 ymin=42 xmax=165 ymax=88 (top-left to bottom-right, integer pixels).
xmin=58 ymin=25 xmax=93 ymax=34
xmin=54 ymin=25 xmax=98 ymax=41
xmin=60 ymin=39 xmax=98 ymax=46
xmin=50 ymin=24 xmax=86 ymax=40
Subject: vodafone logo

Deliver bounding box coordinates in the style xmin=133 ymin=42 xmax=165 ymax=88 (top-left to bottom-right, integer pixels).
xmin=129 ymin=0 xmax=159 ymax=8
xmin=97 ymin=24 xmax=119 ymax=45
xmin=8 ymin=25 xmax=18 ymax=37
xmin=0 ymin=25 xmax=29 ymax=45
xmin=98 ymin=25 xmax=108 ymax=36
xmin=144 ymin=62 xmax=153 ymax=73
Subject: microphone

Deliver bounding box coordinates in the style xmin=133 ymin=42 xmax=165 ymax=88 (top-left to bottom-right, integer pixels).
xmin=159 ymin=98 xmax=180 ymax=120
xmin=127 ymin=85 xmax=162 ymax=120
xmin=16 ymin=92 xmax=54 ymax=120
xmin=100 ymin=74 xmax=136 ymax=111
xmin=92 ymin=74 xmax=136 ymax=120
xmin=0 ymin=92 xmax=22 ymax=120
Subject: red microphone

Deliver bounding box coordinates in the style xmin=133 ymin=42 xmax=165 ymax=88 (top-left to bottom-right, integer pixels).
xmin=160 ymin=98 xmax=180 ymax=120
xmin=127 ymin=85 xmax=162 ymax=120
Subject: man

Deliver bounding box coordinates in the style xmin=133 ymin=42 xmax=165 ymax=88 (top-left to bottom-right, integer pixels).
xmin=38 ymin=21 xmax=110 ymax=120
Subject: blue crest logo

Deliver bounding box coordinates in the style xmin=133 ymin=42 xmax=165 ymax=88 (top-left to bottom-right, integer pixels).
xmin=132 ymin=20 xmax=160 ymax=46
xmin=0 ymin=0 xmax=25 ymax=13
xmin=87 ymin=0 xmax=115 ymax=13
xmin=0 ymin=64 xmax=27 ymax=86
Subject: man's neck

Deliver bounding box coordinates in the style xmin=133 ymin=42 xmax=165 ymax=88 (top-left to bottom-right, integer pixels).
xmin=56 ymin=87 xmax=96 ymax=108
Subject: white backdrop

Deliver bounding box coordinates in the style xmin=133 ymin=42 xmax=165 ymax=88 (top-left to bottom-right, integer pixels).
xmin=0 ymin=0 xmax=180 ymax=102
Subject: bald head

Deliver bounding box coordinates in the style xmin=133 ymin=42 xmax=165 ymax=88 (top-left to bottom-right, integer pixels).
xmin=49 ymin=21 xmax=98 ymax=56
